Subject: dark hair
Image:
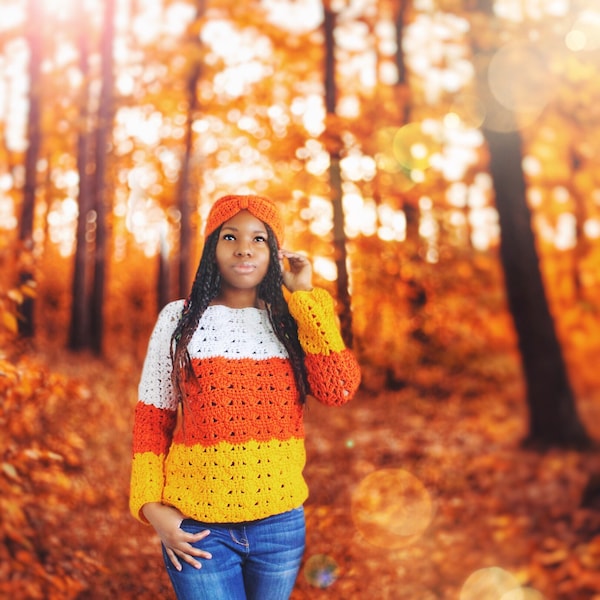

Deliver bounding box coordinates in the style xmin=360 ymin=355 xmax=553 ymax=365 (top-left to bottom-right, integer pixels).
xmin=170 ymin=224 xmax=309 ymax=404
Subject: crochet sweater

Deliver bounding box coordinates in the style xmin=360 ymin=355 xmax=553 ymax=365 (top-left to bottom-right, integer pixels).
xmin=130 ymin=287 xmax=361 ymax=524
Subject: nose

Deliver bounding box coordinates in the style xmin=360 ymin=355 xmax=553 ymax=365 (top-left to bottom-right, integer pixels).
xmin=235 ymin=242 xmax=252 ymax=256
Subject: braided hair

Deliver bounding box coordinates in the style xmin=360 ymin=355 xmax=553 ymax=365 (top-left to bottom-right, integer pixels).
xmin=170 ymin=224 xmax=309 ymax=404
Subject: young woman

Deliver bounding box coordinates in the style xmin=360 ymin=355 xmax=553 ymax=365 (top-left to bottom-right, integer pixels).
xmin=130 ymin=194 xmax=361 ymax=600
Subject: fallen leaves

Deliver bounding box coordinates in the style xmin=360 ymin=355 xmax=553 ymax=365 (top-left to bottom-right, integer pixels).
xmin=2 ymin=350 xmax=600 ymax=599
xmin=0 ymin=356 xmax=93 ymax=599
xmin=294 ymin=381 xmax=600 ymax=600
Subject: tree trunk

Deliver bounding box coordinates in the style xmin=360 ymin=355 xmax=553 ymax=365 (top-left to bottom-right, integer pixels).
xmin=90 ymin=0 xmax=116 ymax=354
xmin=467 ymin=0 xmax=594 ymax=512
xmin=323 ymin=2 xmax=353 ymax=347
xmin=469 ymin=2 xmax=591 ymax=447
xmin=483 ymin=126 xmax=589 ymax=448
xmin=393 ymin=0 xmax=411 ymax=125
xmin=570 ymin=151 xmax=587 ymax=302
xmin=176 ymin=0 xmax=205 ymax=299
xmin=69 ymin=3 xmax=93 ymax=350
xmin=158 ymin=227 xmax=172 ymax=313
xmin=393 ymin=0 xmax=430 ymax=354
xmin=18 ymin=0 xmax=43 ymax=338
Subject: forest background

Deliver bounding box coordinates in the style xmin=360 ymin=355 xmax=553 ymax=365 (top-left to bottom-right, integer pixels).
xmin=1 ymin=0 xmax=600 ymax=598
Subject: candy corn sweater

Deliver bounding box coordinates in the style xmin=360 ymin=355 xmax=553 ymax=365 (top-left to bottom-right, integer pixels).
xmin=130 ymin=287 xmax=361 ymax=524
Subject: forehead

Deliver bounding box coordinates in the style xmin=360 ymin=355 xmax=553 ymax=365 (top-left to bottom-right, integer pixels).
xmin=221 ymin=210 xmax=267 ymax=231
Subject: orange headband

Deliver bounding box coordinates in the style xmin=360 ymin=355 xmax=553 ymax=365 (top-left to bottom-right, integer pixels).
xmin=204 ymin=195 xmax=284 ymax=246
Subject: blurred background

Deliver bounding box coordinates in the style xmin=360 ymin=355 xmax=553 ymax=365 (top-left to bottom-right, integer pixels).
xmin=1 ymin=1 xmax=600 ymax=598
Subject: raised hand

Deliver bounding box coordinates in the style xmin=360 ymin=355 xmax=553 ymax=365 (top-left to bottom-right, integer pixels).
xmin=279 ymin=249 xmax=313 ymax=293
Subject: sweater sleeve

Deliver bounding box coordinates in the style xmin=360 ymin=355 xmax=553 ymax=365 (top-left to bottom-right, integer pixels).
xmin=288 ymin=287 xmax=361 ymax=406
xmin=129 ymin=300 xmax=183 ymax=523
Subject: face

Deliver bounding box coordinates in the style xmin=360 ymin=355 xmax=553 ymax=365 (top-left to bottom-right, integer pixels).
xmin=215 ymin=210 xmax=271 ymax=295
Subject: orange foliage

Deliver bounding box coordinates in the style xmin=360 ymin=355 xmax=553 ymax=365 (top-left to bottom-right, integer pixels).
xmin=349 ymin=234 xmax=518 ymax=390
xmin=2 ymin=351 xmax=600 ymax=599
xmin=0 ymin=357 xmax=99 ymax=598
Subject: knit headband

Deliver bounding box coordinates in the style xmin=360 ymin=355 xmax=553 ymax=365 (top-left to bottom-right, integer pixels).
xmin=204 ymin=195 xmax=284 ymax=246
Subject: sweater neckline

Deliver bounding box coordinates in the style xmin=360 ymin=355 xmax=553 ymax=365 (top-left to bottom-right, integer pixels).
xmin=206 ymin=304 xmax=267 ymax=313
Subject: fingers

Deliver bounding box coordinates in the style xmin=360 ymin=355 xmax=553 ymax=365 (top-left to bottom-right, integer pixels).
xmin=279 ymin=250 xmax=312 ymax=279
xmin=191 ymin=528 xmax=211 ymax=542
xmin=184 ymin=529 xmax=213 ymax=558
xmin=179 ymin=530 xmax=212 ymax=558
xmin=280 ymin=249 xmax=310 ymax=268
xmin=166 ymin=546 xmax=183 ymax=571
xmin=146 ymin=504 xmax=214 ymax=572
xmin=167 ymin=529 xmax=212 ymax=571
xmin=166 ymin=529 xmax=212 ymax=571
xmin=279 ymin=249 xmax=313 ymax=292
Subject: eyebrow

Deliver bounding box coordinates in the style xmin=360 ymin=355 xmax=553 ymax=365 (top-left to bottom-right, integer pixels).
xmin=221 ymin=225 xmax=268 ymax=235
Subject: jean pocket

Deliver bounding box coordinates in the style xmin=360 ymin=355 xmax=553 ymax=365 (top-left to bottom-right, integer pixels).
xmin=179 ymin=518 xmax=209 ymax=534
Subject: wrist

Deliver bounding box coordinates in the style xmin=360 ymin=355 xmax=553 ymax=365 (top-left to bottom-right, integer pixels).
xmin=141 ymin=502 xmax=163 ymax=520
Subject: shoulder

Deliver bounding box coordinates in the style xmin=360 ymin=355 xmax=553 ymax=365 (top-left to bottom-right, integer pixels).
xmin=151 ymin=299 xmax=185 ymax=336
xmin=158 ymin=299 xmax=185 ymax=321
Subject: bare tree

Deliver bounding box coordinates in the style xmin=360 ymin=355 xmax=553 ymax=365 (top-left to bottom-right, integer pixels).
xmin=90 ymin=0 xmax=116 ymax=354
xmin=472 ymin=1 xmax=590 ymax=448
xmin=18 ymin=0 xmax=43 ymax=337
xmin=69 ymin=2 xmax=93 ymax=350
xmin=176 ymin=0 xmax=206 ymax=299
xmin=323 ymin=1 xmax=353 ymax=347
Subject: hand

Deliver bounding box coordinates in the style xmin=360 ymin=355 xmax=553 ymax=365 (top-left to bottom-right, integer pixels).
xmin=142 ymin=502 xmax=212 ymax=571
xmin=279 ymin=249 xmax=313 ymax=293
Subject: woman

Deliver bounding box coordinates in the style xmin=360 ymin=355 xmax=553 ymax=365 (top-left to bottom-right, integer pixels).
xmin=130 ymin=194 xmax=361 ymax=600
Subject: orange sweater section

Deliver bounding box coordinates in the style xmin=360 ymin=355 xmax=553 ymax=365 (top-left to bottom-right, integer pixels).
xmin=130 ymin=287 xmax=360 ymax=524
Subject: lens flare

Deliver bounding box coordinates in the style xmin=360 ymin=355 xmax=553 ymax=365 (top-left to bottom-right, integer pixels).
xmin=350 ymin=468 xmax=433 ymax=549
xmin=449 ymin=94 xmax=486 ymax=129
xmin=376 ymin=127 xmax=403 ymax=174
xmin=501 ymin=587 xmax=546 ymax=600
xmin=392 ymin=123 xmax=441 ymax=173
xmin=566 ymin=11 xmax=600 ymax=52
xmin=460 ymin=567 xmax=520 ymax=600
xmin=486 ymin=41 xmax=554 ymax=130
xmin=303 ymin=554 xmax=340 ymax=589
xmin=375 ymin=124 xmax=440 ymax=189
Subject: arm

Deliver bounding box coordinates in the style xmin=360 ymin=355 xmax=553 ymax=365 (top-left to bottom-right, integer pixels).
xmin=131 ymin=302 xmax=213 ymax=570
xmin=279 ymin=248 xmax=360 ymax=406
xmin=129 ymin=300 xmax=183 ymax=523
xmin=288 ymin=287 xmax=361 ymax=406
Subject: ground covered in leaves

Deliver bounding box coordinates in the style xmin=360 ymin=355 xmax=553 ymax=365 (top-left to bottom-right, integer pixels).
xmin=2 ymin=349 xmax=600 ymax=599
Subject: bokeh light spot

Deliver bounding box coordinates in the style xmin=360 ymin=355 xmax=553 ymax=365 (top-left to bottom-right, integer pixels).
xmin=566 ymin=10 xmax=600 ymax=52
xmin=449 ymin=94 xmax=486 ymax=129
xmin=501 ymin=587 xmax=546 ymax=600
xmin=375 ymin=124 xmax=440 ymax=181
xmin=487 ymin=42 xmax=554 ymax=129
xmin=303 ymin=554 xmax=340 ymax=589
xmin=351 ymin=468 xmax=433 ymax=549
xmin=376 ymin=127 xmax=403 ymax=174
xmin=460 ymin=567 xmax=520 ymax=600
xmin=392 ymin=123 xmax=441 ymax=172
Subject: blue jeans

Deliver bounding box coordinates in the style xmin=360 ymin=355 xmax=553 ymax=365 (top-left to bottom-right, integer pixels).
xmin=162 ymin=506 xmax=306 ymax=600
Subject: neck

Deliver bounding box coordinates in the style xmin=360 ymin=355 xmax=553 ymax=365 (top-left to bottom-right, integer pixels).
xmin=211 ymin=289 xmax=263 ymax=309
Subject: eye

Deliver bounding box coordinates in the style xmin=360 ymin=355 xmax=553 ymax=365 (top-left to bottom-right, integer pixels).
xmin=254 ymin=235 xmax=267 ymax=243
xmin=222 ymin=233 xmax=236 ymax=241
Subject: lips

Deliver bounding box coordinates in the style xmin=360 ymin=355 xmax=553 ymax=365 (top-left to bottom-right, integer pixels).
xmin=232 ymin=262 xmax=256 ymax=274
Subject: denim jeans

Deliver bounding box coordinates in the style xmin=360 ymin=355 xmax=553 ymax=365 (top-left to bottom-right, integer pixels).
xmin=162 ymin=506 xmax=306 ymax=600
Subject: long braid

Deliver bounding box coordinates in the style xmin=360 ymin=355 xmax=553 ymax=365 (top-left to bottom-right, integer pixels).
xmin=170 ymin=224 xmax=309 ymax=404
xmin=170 ymin=232 xmax=220 ymax=400
xmin=260 ymin=225 xmax=310 ymax=403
